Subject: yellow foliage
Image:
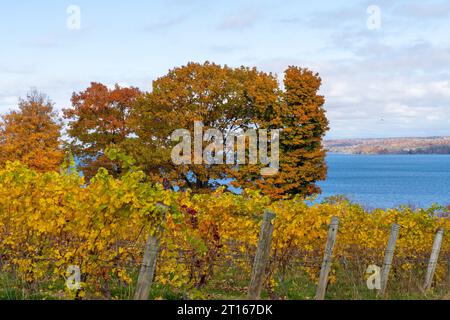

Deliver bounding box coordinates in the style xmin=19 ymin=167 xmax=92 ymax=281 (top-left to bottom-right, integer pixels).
xmin=0 ymin=162 xmax=448 ymax=297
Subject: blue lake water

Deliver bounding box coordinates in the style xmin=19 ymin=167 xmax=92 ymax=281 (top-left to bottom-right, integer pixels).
xmin=78 ymin=154 xmax=449 ymax=209
xmin=316 ymin=154 xmax=450 ymax=209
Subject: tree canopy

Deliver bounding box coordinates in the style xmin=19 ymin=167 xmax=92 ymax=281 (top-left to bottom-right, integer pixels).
xmin=63 ymin=82 xmax=142 ymax=179
xmin=4 ymin=62 xmax=329 ymax=199
xmin=126 ymin=62 xmax=328 ymax=198
xmin=126 ymin=62 xmax=282 ymax=193
xmin=0 ymin=90 xmax=63 ymax=172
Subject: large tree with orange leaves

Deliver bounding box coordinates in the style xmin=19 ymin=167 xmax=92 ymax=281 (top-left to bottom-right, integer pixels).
xmin=232 ymin=66 xmax=329 ymax=198
xmin=128 ymin=62 xmax=329 ymax=199
xmin=0 ymin=90 xmax=64 ymax=172
xmin=63 ymin=63 xmax=328 ymax=198
xmin=127 ymin=62 xmax=281 ymax=192
xmin=63 ymin=83 xmax=142 ymax=179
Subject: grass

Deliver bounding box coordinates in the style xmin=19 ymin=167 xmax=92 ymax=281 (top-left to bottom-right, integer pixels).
xmin=0 ymin=273 xmax=63 ymax=300
xmin=0 ymin=265 xmax=448 ymax=300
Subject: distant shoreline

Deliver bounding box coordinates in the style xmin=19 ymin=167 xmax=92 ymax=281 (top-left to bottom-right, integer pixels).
xmin=324 ymin=136 xmax=450 ymax=155
xmin=326 ymin=153 xmax=450 ymax=156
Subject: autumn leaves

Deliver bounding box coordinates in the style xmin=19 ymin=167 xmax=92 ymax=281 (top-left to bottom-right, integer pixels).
xmin=0 ymin=90 xmax=63 ymax=172
xmin=1 ymin=62 xmax=328 ymax=199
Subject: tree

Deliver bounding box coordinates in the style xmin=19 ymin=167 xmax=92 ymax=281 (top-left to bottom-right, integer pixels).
xmin=225 ymin=67 xmax=328 ymax=199
xmin=275 ymin=67 xmax=329 ymax=197
xmin=0 ymin=90 xmax=64 ymax=172
xmin=71 ymin=62 xmax=329 ymax=199
xmin=127 ymin=61 xmax=281 ymax=192
xmin=63 ymin=83 xmax=142 ymax=179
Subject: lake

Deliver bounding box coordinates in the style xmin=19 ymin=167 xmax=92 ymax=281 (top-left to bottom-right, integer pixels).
xmin=316 ymin=154 xmax=450 ymax=209
xmin=79 ymin=154 xmax=450 ymax=209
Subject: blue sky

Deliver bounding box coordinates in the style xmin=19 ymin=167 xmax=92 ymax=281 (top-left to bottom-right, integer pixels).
xmin=1 ymin=0 xmax=450 ymax=139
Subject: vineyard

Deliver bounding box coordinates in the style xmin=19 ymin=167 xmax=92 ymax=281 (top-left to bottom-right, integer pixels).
xmin=0 ymin=161 xmax=448 ymax=300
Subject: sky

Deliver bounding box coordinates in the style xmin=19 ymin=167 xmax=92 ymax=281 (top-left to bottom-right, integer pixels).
xmin=1 ymin=0 xmax=450 ymax=139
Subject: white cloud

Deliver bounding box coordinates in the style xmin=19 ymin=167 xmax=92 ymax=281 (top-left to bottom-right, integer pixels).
xmin=395 ymin=1 xmax=450 ymax=19
xmin=218 ymin=9 xmax=259 ymax=30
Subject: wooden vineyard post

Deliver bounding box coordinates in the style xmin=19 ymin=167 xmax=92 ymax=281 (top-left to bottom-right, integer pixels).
xmin=315 ymin=216 xmax=340 ymax=300
xmin=423 ymin=227 xmax=444 ymax=291
xmin=248 ymin=210 xmax=276 ymax=300
xmin=379 ymin=223 xmax=400 ymax=297
xmin=134 ymin=204 xmax=168 ymax=300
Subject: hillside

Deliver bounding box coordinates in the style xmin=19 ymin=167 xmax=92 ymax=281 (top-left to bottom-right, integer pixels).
xmin=324 ymin=136 xmax=450 ymax=154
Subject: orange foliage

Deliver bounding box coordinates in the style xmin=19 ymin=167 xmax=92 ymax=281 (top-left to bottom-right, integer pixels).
xmin=0 ymin=90 xmax=63 ymax=172
xmin=63 ymin=82 xmax=142 ymax=179
xmin=129 ymin=62 xmax=329 ymax=199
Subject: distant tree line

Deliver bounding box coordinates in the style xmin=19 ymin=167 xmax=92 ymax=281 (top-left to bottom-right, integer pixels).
xmin=402 ymin=145 xmax=450 ymax=155
xmin=375 ymin=146 xmax=450 ymax=155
